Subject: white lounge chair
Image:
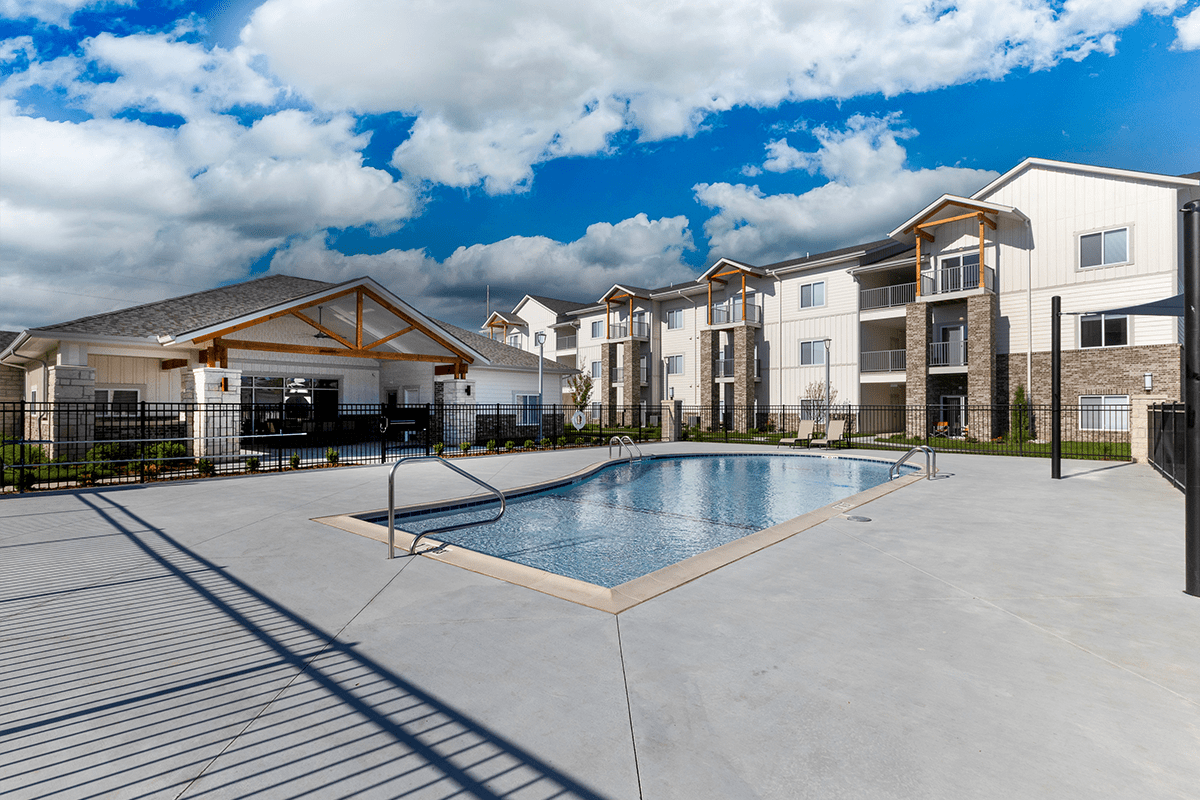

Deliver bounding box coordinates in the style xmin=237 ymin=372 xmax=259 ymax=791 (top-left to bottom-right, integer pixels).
xmin=777 ymin=419 xmax=816 ymax=448
xmin=810 ymin=419 xmax=847 ymax=449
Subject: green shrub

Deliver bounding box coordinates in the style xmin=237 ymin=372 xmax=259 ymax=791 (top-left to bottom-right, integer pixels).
xmin=143 ymin=441 xmax=186 ymax=466
xmin=245 ymin=456 xmax=260 ymax=472
xmin=486 ymin=439 xmax=497 ymax=452
xmin=433 ymin=442 xmax=445 ymax=456
xmin=504 ymin=440 xmax=515 ymax=451
xmin=556 ymin=436 xmax=567 ymax=447
xmin=197 ymin=458 xmax=214 ymax=477
xmin=1009 ymin=384 xmax=1032 ymax=444
xmin=540 ymin=438 xmax=552 ymax=449
xmin=524 ymin=439 xmax=535 ymax=449
xmin=325 ymin=447 xmax=339 ymax=466
xmin=290 ymin=452 xmax=301 ymax=469
xmin=459 ymin=440 xmax=472 ymax=453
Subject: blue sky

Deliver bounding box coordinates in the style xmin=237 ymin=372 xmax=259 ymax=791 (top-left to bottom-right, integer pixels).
xmin=2 ymin=0 xmax=1199 ymax=332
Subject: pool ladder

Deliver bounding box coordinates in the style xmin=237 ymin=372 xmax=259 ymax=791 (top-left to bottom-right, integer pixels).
xmin=386 ymin=455 xmax=506 ymax=558
xmin=608 ymin=435 xmax=644 ymax=464
xmin=890 ymin=445 xmax=936 ymax=481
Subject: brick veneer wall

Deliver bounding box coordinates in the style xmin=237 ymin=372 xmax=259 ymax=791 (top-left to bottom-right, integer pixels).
xmin=966 ymin=293 xmax=998 ymax=439
xmin=600 ymin=342 xmax=618 ymax=425
xmin=997 ymin=344 xmax=1181 ymax=406
xmin=699 ymin=330 xmax=718 ymax=430
xmin=904 ymin=303 xmax=932 ymax=437
xmin=623 ymin=339 xmax=641 ymax=409
xmin=732 ymin=326 xmax=756 ymax=407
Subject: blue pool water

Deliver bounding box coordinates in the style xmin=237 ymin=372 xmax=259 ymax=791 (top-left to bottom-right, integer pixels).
xmin=385 ymin=454 xmax=906 ymax=588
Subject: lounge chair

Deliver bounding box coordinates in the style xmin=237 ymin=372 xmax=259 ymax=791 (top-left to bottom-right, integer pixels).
xmin=777 ymin=419 xmax=816 ymax=448
xmin=810 ymin=419 xmax=847 ymax=449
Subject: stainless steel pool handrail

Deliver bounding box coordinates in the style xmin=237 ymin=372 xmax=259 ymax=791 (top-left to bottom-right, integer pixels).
xmin=387 ymin=455 xmax=506 ymax=558
xmin=608 ymin=435 xmax=643 ymax=463
xmin=890 ymin=445 xmax=935 ymax=480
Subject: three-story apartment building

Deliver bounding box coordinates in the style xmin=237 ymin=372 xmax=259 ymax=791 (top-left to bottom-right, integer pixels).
xmin=487 ymin=158 xmax=1200 ymax=436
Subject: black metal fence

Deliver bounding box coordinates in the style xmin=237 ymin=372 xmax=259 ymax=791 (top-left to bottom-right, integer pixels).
xmin=0 ymin=401 xmax=660 ymax=493
xmin=1149 ymin=402 xmax=1185 ymax=492
xmin=678 ymin=403 xmax=1132 ymax=461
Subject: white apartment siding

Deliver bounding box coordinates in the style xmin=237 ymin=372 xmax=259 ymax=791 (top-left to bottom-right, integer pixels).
xmin=89 ymin=354 xmax=180 ymax=403
xmin=981 ymin=167 xmax=1187 ymax=358
xmin=658 ymin=295 xmax=704 ymax=404
xmin=462 ymin=368 xmax=547 ymax=406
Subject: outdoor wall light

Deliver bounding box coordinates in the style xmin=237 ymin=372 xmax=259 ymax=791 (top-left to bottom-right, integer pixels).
xmin=1144 ymin=372 xmax=1153 ymax=391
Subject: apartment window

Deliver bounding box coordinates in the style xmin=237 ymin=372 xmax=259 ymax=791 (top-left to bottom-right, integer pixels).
xmin=1079 ymin=395 xmax=1130 ymax=431
xmin=508 ymin=333 xmax=521 ymax=348
xmin=590 ymin=360 xmax=602 ymax=379
xmin=666 ymin=355 xmax=684 ymax=375
xmin=799 ymin=339 xmax=826 ymax=366
xmin=666 ymin=308 xmax=684 ymax=329
xmin=591 ymin=321 xmax=603 ymax=338
xmin=1080 ymin=227 xmax=1129 ymax=268
xmin=94 ymin=388 xmax=139 ymax=415
xmin=800 ymin=281 xmax=825 ymax=309
xmin=1080 ymin=314 xmax=1128 ymax=348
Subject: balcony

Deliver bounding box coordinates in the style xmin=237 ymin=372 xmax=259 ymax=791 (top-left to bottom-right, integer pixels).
xmin=713 ymin=358 xmax=762 ymax=379
xmin=860 ymin=282 xmax=916 ymax=310
xmin=607 ymin=320 xmax=650 ymax=340
xmin=920 ymin=264 xmax=995 ymax=297
xmin=555 ymin=334 xmax=576 ymax=350
xmin=710 ymin=300 xmax=763 ymax=326
xmin=929 ymin=340 xmax=968 ymax=367
xmin=861 ymin=349 xmax=907 ymax=372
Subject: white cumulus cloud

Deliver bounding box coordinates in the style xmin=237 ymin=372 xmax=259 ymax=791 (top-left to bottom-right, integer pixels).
xmin=268 ymin=214 xmax=698 ymax=327
xmin=695 ymin=115 xmax=999 ymax=265
xmin=1174 ymin=6 xmax=1200 ymax=49
xmin=242 ymin=0 xmax=1182 ymax=193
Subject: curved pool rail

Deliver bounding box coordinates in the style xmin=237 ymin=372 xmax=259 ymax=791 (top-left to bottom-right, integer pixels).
xmin=607 ymin=435 xmax=643 ymax=463
xmin=890 ymin=445 xmax=936 ymax=481
xmin=387 ymin=456 xmax=506 ymax=558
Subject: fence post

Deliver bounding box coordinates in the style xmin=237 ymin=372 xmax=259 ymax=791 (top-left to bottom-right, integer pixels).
xmin=425 ymin=403 xmax=431 ymax=457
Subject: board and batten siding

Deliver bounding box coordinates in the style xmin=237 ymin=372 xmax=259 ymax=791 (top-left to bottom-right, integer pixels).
xmin=89 ymin=354 xmax=181 ymax=403
xmin=982 ymin=165 xmax=1185 ymax=356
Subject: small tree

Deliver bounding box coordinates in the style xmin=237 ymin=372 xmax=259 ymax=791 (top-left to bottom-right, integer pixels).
xmin=567 ymin=373 xmax=593 ymax=410
xmin=802 ymin=381 xmax=839 ymax=422
xmin=1010 ymin=384 xmax=1032 ymax=444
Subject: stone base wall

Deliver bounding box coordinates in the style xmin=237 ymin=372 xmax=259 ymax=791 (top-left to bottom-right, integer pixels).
xmin=623 ymin=339 xmax=642 ymax=408
xmin=997 ymin=344 xmax=1181 ymax=406
xmin=904 ymin=303 xmax=932 ymax=437
xmin=732 ymin=327 xmax=756 ymax=407
xmin=966 ymin=294 xmax=998 ymax=440
xmin=600 ymin=343 xmax=619 ymax=425
xmin=699 ymin=330 xmax=718 ymax=430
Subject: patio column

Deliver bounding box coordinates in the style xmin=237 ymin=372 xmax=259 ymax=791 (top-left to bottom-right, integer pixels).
xmin=699 ymin=329 xmax=718 ymax=431
xmin=191 ymin=367 xmax=241 ymax=461
xmin=967 ymin=293 xmax=998 ymax=440
xmin=905 ymin=303 xmax=932 ymax=438
xmin=600 ymin=342 xmax=619 ymax=425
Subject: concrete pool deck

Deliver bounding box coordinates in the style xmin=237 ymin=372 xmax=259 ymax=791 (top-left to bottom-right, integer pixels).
xmin=1 ymin=443 xmax=1196 ymax=798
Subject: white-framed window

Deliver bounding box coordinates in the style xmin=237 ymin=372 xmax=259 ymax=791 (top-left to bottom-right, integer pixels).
xmin=590 ymin=360 xmax=602 ymax=379
xmin=508 ymin=332 xmax=521 ymax=348
xmin=666 ymin=355 xmax=684 ymax=375
xmin=666 ymin=308 xmax=684 ymax=329
xmin=516 ymin=393 xmax=541 ymax=425
xmin=1080 ymin=227 xmax=1129 ymax=269
xmin=799 ymin=339 xmax=826 ymax=366
xmin=591 ymin=321 xmax=603 ymax=338
xmin=1080 ymin=314 xmax=1128 ymax=348
xmin=799 ymin=281 xmax=825 ymax=309
xmin=1079 ymin=395 xmax=1130 ymax=431
xmin=94 ymin=388 xmax=140 ymax=415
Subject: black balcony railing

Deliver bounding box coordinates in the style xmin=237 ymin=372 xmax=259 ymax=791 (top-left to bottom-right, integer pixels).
xmin=1149 ymin=402 xmax=1184 ymax=492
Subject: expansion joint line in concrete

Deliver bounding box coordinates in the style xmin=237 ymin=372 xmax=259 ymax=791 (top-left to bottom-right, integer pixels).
xmin=174 ymin=557 xmax=418 ymax=799
xmin=614 ymin=615 xmax=644 ymax=800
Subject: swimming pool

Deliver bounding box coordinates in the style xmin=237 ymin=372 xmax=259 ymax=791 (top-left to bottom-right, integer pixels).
xmin=378 ymin=454 xmax=911 ymax=588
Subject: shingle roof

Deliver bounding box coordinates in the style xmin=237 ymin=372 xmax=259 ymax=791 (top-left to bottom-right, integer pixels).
xmin=431 ymin=320 xmax=575 ymax=372
xmin=758 ymin=239 xmax=899 ymax=271
xmin=0 ymin=331 xmax=19 ymax=352
xmin=526 ymin=295 xmax=593 ymax=315
xmin=39 ymin=275 xmax=333 ymax=338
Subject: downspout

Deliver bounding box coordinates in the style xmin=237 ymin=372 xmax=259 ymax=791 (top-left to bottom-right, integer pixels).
xmin=1026 ymin=219 xmax=1033 ymax=399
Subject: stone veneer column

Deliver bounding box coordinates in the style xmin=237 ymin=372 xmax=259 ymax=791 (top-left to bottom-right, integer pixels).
xmin=904 ymin=303 xmax=932 ymax=438
xmin=1130 ymin=394 xmax=1170 ymax=463
xmin=45 ymin=365 xmax=96 ymax=461
xmin=191 ymin=367 xmax=242 ymax=461
xmin=967 ymin=293 xmax=998 ymax=440
xmin=699 ymin=330 xmax=718 ymax=431
xmin=600 ymin=342 xmax=619 ymax=425
xmin=436 ymin=379 xmax=476 ymax=445
xmin=623 ymin=339 xmax=642 ymax=412
xmin=660 ymin=399 xmax=682 ymax=441
xmin=732 ymin=326 xmax=756 ymax=422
